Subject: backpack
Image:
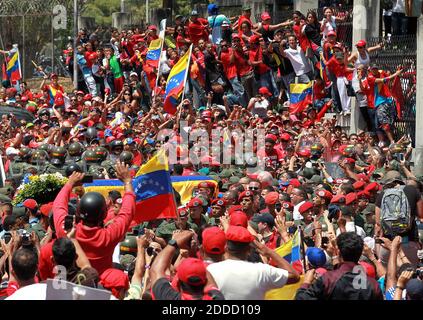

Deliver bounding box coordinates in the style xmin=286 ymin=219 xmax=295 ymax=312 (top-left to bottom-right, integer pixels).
xmin=380 ymin=186 xmax=412 ymax=237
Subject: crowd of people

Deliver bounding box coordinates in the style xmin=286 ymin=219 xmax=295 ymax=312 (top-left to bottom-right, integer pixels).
xmin=0 ymin=1 xmax=422 ymax=301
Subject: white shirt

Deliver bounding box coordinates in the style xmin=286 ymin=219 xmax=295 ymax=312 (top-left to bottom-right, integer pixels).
xmin=293 ymin=200 xmax=305 ymax=221
xmin=284 ymin=47 xmax=312 ymax=76
xmin=207 ymin=259 xmax=288 ymax=300
xmin=6 ymin=283 xmax=47 ymax=300
xmin=336 ymin=221 xmax=366 ymax=239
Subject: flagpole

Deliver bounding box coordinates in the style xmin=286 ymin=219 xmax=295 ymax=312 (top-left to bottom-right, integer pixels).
xmin=180 ymin=44 xmax=193 ymax=103
xmin=154 ymin=20 xmax=166 ymax=91
xmin=298 ymin=226 xmax=307 ymax=273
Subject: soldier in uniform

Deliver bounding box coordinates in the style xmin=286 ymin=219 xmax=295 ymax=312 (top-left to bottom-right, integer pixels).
xmin=83 ymin=149 xmax=106 ymax=178
xmin=186 ymin=197 xmax=210 ymax=230
xmin=294 ymin=201 xmax=316 ymax=247
xmin=30 ymin=149 xmax=50 ymax=174
xmin=363 ymin=203 xmax=376 ymax=237
xmin=108 ymin=140 xmax=124 ymax=162
xmin=155 ymin=207 xmax=199 ymax=242
xmin=119 ymin=151 xmax=139 ymax=177
xmin=67 ymin=142 xmax=85 ymax=165
xmin=8 ymin=147 xmax=33 ymax=178
xmin=208 ymin=199 xmax=227 ymax=226
xmin=84 ymin=127 xmax=98 ymax=147
xmin=43 ymin=146 xmax=67 ymax=175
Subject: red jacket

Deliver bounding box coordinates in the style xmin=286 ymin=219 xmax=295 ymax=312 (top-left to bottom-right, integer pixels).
xmin=53 ymin=183 xmax=136 ymax=275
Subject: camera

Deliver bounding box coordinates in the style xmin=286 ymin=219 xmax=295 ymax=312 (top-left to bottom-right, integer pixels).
xmin=18 ymin=229 xmax=31 ymax=245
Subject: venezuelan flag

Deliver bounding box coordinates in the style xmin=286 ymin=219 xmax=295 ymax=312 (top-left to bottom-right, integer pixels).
xmin=163 ymin=46 xmax=191 ymax=115
xmin=84 ymin=175 xmax=218 ymax=207
xmin=275 ymin=229 xmax=301 ymax=264
xmin=146 ymin=38 xmax=163 ymax=68
xmin=6 ymin=50 xmax=22 ymax=82
xmin=289 ymin=81 xmax=313 ymax=114
xmin=265 ymin=275 xmax=304 ymax=300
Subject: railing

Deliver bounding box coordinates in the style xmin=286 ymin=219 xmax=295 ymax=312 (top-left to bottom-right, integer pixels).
xmin=367 ymin=35 xmax=417 ymax=147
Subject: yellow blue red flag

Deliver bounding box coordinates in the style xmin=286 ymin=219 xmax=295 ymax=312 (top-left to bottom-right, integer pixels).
xmin=146 ymin=38 xmax=163 ymax=68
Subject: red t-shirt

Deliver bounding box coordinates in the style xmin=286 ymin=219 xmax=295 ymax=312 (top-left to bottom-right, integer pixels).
xmin=293 ymin=23 xmax=309 ymax=53
xmin=233 ymin=49 xmax=252 ymax=77
xmin=188 ymin=19 xmax=208 ymax=45
xmin=249 ymin=48 xmax=270 ymax=75
xmin=257 ymin=148 xmax=284 ymax=169
xmin=220 ymin=49 xmax=238 ymax=80
xmin=326 ymin=57 xmax=348 ymax=78
xmin=237 ymin=16 xmax=252 ymax=33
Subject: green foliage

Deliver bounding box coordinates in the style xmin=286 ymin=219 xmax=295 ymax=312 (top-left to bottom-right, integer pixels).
xmin=83 ymin=0 xmax=121 ymax=25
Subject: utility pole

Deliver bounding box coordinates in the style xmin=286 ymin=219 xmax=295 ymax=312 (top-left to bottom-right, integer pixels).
xmin=414 ymin=15 xmax=423 ymax=176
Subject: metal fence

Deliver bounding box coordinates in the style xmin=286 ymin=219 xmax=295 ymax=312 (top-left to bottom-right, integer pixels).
xmin=367 ymin=35 xmax=417 ymax=147
xmin=0 ymin=0 xmax=74 ymax=80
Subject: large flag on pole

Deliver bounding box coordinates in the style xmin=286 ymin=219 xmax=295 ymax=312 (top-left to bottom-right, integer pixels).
xmin=6 ymin=49 xmax=22 ymax=82
xmin=289 ymin=81 xmax=313 ymax=114
xmin=163 ymin=45 xmax=192 ymax=114
xmin=146 ymin=38 xmax=163 ymax=68
xmin=131 ymin=148 xmax=177 ymax=222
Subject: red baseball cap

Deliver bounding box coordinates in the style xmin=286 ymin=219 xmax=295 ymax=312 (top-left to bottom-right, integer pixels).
xmin=290 ymin=178 xmax=301 ymax=188
xmin=356 ymin=40 xmax=367 ymax=47
xmin=187 ymin=198 xmax=204 ymax=208
xmin=226 ymin=226 xmax=254 ymax=243
xmin=40 ymin=202 xmax=53 ymax=217
xmin=327 ymin=31 xmax=337 ymax=37
xmin=353 ymin=180 xmax=366 ymax=190
xmin=265 ymin=134 xmax=277 ymax=142
xmin=330 ymin=194 xmax=346 ymax=204
xmin=23 ymin=199 xmax=38 ymax=210
xmin=345 ymin=192 xmax=358 ymax=205
xmin=202 ymin=227 xmax=226 ymax=255
xmin=99 ymin=268 xmax=130 ymax=298
xmin=238 ymin=190 xmax=254 ymax=202
xmin=232 ymin=33 xmax=241 ymax=39
xmin=297 ymin=148 xmax=311 ymax=158
xmin=229 ymin=211 xmax=249 ymax=228
xmin=265 ymin=192 xmax=279 ymax=205
xmin=258 ymin=87 xmax=272 ymax=97
xmin=177 ymin=258 xmax=207 ymax=286
xmin=299 ymin=201 xmax=314 ymax=214
xmin=280 ymin=133 xmax=291 ymax=141
xmin=261 ymin=12 xmax=271 ymax=21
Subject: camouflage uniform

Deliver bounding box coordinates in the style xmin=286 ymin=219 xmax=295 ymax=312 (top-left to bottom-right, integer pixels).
xmin=155 ymin=220 xmax=199 ymax=242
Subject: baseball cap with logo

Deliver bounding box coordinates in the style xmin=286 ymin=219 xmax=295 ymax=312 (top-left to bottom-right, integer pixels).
xmin=187 ymin=198 xmax=204 ymax=208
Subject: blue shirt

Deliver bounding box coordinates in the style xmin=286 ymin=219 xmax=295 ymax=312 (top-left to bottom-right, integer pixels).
xmin=208 ymin=14 xmax=230 ymax=44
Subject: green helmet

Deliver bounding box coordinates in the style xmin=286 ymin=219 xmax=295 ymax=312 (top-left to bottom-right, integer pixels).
xmin=120 ymin=235 xmax=137 ymax=256
xmin=39 ymin=144 xmax=50 ymax=153
xmin=68 ymin=142 xmax=84 ymax=157
xmin=51 ymin=146 xmax=67 ymax=159
xmin=19 ymin=147 xmax=32 ymax=159
xmin=83 ymin=149 xmax=100 ymax=163
xmin=94 ymin=146 xmax=108 ymax=161
xmin=31 ymin=150 xmax=49 ymax=164
xmin=119 ymin=151 xmax=133 ymax=164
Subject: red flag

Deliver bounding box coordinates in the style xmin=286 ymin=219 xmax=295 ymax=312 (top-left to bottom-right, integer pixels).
xmin=391 ymin=76 xmax=404 ymax=119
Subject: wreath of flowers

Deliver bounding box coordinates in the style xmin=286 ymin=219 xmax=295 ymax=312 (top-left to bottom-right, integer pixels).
xmin=12 ymin=173 xmax=68 ymax=205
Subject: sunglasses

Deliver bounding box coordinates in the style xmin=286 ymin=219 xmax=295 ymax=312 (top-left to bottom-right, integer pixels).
xmin=356 ymin=46 xmax=365 ymax=49
xmin=249 ymin=187 xmax=259 ymax=190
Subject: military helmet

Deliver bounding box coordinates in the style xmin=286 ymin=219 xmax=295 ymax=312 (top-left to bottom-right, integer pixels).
xmin=39 ymin=144 xmax=50 ymax=153
xmin=83 ymin=149 xmax=100 ymax=163
xmin=94 ymin=146 xmax=108 ymax=161
xmin=77 ymin=192 xmax=107 ymax=224
xmin=68 ymin=142 xmax=85 ymax=157
xmin=65 ymin=163 xmax=82 ymax=177
xmin=31 ymin=150 xmax=49 ymax=164
xmin=85 ymin=127 xmax=97 ymax=140
xmin=120 ymin=235 xmax=138 ymax=256
xmin=119 ymin=151 xmax=133 ymax=164
xmin=110 ymin=140 xmax=124 ymax=150
xmin=19 ymin=147 xmax=33 ymax=159
xmin=51 ymin=146 xmax=67 ymax=158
